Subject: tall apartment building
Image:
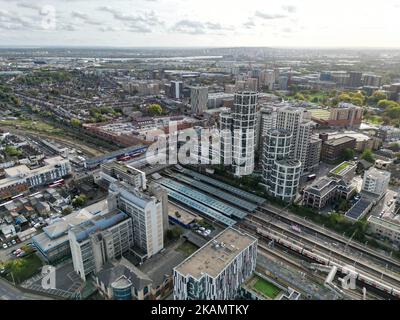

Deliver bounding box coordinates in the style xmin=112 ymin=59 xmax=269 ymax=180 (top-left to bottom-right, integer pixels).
xmin=259 ymin=70 xmax=275 ymax=90
xmin=262 ymin=129 xmax=292 ymax=181
xmin=108 ymin=182 xmax=164 ymax=261
xmin=170 ymin=81 xmax=183 ymax=99
xmin=276 ymin=107 xmax=314 ymax=172
xmin=362 ymin=167 xmax=391 ymax=197
xmin=363 ymin=74 xmax=382 ymax=88
xmin=306 ymin=137 xmax=322 ymax=172
xmin=219 ymin=109 xmax=233 ymax=166
xmin=190 ymin=86 xmax=208 ymax=115
xmin=69 ymin=210 xmax=134 ymax=281
xmin=231 ymin=92 xmax=258 ymax=176
xmin=261 ymin=129 xmax=301 ymax=202
xmin=246 ymin=78 xmax=259 ymax=91
xmin=173 ymin=228 xmax=257 ymax=300
xmin=257 ymin=106 xmax=277 ymax=148
xmin=269 ymin=159 xmax=301 ymax=203
xmin=348 ymin=71 xmax=362 ymax=88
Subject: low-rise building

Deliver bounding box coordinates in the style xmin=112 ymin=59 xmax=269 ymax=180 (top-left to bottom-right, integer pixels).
xmin=328 ymin=161 xmax=357 ymax=183
xmin=368 ymin=216 xmax=400 ymax=244
xmin=302 ymin=177 xmax=355 ymax=210
xmin=361 ymin=167 xmax=391 ymax=197
xmin=94 ymin=258 xmax=153 ymax=300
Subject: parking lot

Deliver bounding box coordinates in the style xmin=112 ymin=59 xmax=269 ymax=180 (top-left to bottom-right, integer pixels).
xmin=0 ymin=238 xmax=34 ymax=263
xmin=369 ymin=189 xmax=398 ymax=219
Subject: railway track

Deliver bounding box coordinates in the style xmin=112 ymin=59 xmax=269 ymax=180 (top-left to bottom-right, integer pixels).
xmin=258 ymin=205 xmax=400 ymax=270
xmin=246 ymin=214 xmax=400 ymax=288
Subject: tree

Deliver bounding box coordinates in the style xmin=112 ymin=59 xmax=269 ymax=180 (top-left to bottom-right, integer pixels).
xmin=361 ymin=149 xmax=375 ymax=163
xmin=62 ymin=207 xmax=73 ymax=216
xmin=338 ymin=93 xmax=352 ymax=103
xmin=148 ymin=104 xmax=162 ymax=116
xmin=294 ymin=93 xmax=306 ymax=101
xmin=342 ymin=148 xmax=355 ymax=161
xmin=377 ymin=99 xmax=399 ymax=109
xmin=72 ymin=194 xmax=87 ymax=208
xmin=70 ymin=118 xmax=81 ymax=127
xmin=4 ymin=145 xmax=22 ymax=157
xmin=368 ymin=91 xmax=387 ymax=105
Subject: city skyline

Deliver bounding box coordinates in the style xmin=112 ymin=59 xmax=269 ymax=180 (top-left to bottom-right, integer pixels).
xmin=0 ymin=0 xmax=400 ymax=48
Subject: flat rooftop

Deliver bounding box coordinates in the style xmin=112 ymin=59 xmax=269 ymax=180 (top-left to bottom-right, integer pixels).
xmin=174 ymin=228 xmax=257 ymax=280
xmin=368 ymin=216 xmax=400 ymax=233
xmin=325 ymin=136 xmax=355 ymax=146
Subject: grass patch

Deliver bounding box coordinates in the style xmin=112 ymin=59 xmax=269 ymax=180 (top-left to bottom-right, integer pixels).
xmin=253 ymin=277 xmax=281 ymax=299
xmin=0 ymin=119 xmax=62 ymax=134
xmin=1 ymin=254 xmax=44 ymax=284
xmin=331 ymin=162 xmax=351 ymax=175
xmin=176 ymin=241 xmax=199 ymax=256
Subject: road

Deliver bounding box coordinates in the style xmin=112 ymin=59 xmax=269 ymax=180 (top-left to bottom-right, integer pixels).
xmin=0 ymin=278 xmax=52 ymax=300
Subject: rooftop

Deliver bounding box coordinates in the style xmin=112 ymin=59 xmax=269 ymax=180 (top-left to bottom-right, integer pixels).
xmin=368 ymin=216 xmax=400 ymax=233
xmin=325 ymin=136 xmax=355 ymax=146
xmin=304 ymin=177 xmax=337 ymax=197
xmin=174 ymin=228 xmax=256 ymax=279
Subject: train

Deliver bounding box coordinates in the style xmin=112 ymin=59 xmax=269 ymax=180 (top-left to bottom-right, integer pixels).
xmin=255 ymin=227 xmax=400 ymax=298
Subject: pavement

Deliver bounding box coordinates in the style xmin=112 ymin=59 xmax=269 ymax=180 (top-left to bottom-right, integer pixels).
xmin=0 ymin=277 xmax=53 ymax=300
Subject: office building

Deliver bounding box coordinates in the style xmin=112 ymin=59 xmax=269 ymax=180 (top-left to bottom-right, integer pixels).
xmin=100 ymin=162 xmax=147 ymax=190
xmin=320 ymin=136 xmax=357 ymax=163
xmin=303 ymin=177 xmax=355 ymax=210
xmin=173 ymin=228 xmax=257 ymax=300
xmin=33 ymin=200 xmax=110 ymax=263
xmin=109 ymin=182 xmax=164 ymax=261
xmin=361 ymin=167 xmax=391 ymax=197
xmin=69 ymin=210 xmax=134 ymax=281
xmin=190 ymin=86 xmax=208 ymax=115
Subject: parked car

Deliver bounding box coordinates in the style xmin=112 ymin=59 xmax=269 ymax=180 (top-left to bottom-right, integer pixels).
xmin=11 ymin=240 xmax=16 ymax=245
xmin=2 ymin=243 xmax=7 ymax=249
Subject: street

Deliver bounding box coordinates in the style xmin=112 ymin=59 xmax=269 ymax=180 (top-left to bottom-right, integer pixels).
xmin=0 ymin=277 xmax=52 ymax=300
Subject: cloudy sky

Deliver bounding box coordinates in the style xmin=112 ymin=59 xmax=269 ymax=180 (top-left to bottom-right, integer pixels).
xmin=0 ymin=0 xmax=399 ymax=48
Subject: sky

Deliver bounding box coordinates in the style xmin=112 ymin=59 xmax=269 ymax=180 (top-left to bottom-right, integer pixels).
xmin=0 ymin=0 xmax=399 ymax=48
